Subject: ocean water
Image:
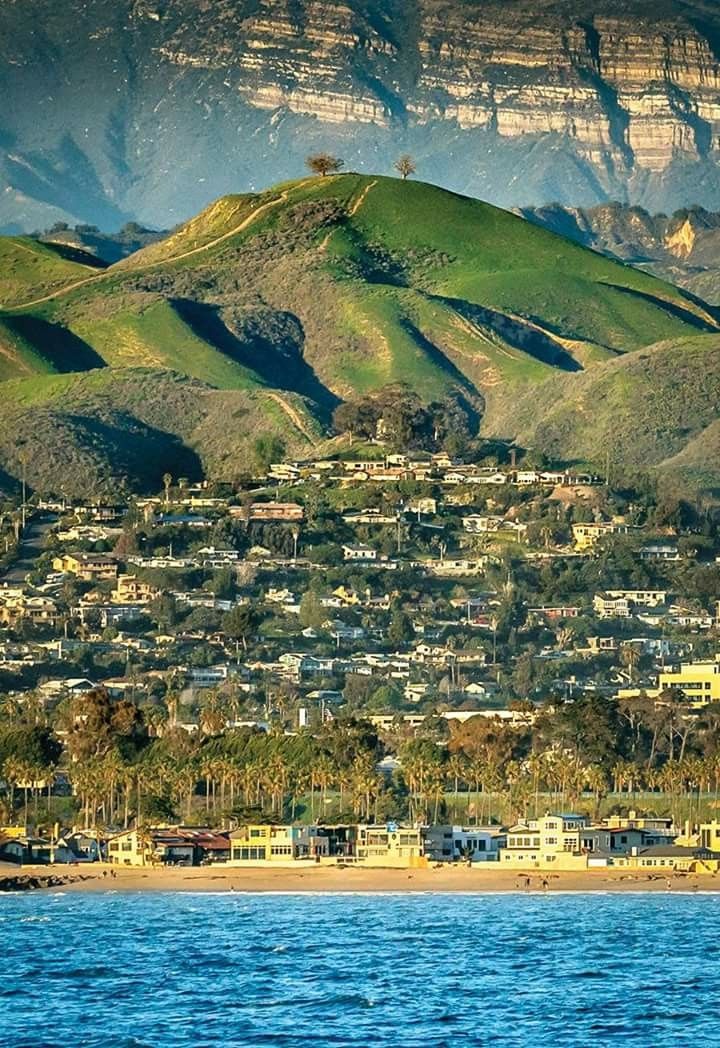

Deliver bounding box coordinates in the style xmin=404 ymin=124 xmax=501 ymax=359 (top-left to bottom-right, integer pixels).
xmin=3 ymin=891 xmax=718 ymax=1047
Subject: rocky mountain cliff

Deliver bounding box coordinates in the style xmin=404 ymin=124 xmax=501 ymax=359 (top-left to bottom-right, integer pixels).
xmin=3 ymin=1 xmax=720 ymax=231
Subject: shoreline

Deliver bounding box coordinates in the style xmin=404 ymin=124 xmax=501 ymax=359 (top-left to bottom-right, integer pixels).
xmin=4 ymin=863 xmax=720 ymax=895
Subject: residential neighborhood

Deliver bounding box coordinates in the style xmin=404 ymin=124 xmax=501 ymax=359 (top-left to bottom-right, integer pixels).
xmin=1 ymin=442 xmax=720 ymax=882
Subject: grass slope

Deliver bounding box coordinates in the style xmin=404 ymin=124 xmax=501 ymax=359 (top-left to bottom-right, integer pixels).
xmin=0 ymin=369 xmax=321 ymax=495
xmin=490 ymin=334 xmax=720 ymax=484
xmin=0 ymin=237 xmax=103 ymax=306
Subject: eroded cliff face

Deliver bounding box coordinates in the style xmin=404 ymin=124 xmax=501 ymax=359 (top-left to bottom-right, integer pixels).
xmin=2 ymin=0 xmax=720 ymax=229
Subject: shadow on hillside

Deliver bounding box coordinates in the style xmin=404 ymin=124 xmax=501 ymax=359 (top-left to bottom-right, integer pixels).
xmin=398 ymin=316 xmax=480 ymax=394
xmin=55 ymin=411 xmax=203 ymax=493
xmin=600 ymin=282 xmax=720 ymax=330
xmin=172 ymin=299 xmax=340 ymax=420
xmin=41 ymin=242 xmax=107 ymax=269
xmin=430 ymin=295 xmax=584 ymax=372
xmin=4 ymin=316 xmax=106 ymax=372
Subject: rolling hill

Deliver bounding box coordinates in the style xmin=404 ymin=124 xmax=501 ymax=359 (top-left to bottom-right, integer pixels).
xmin=0 ymin=173 xmax=717 ymax=494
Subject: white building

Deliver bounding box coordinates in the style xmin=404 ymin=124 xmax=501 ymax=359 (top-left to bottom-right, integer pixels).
xmin=424 ymin=825 xmax=506 ymax=862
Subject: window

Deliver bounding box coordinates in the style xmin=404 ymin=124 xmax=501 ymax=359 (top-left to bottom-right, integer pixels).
xmin=233 ymin=846 xmax=265 ymax=860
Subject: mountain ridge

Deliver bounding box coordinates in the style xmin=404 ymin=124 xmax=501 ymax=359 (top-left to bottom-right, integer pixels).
xmin=4 ymin=1 xmax=720 ymax=231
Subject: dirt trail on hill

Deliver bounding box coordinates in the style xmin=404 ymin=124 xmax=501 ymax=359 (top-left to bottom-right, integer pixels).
xmin=134 ymin=187 xmax=295 ymax=270
xmin=319 ymin=179 xmax=378 ymax=253
xmin=264 ymin=391 xmax=318 ymax=445
xmin=4 ymin=185 xmax=303 ymax=310
xmin=348 ymin=179 xmax=378 ymax=216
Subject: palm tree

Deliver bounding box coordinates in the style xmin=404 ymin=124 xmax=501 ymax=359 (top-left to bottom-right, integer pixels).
xmin=446 ymin=754 xmax=468 ymax=818
xmin=263 ymin=756 xmax=289 ymax=817
xmin=351 ymin=757 xmax=378 ymax=821
xmin=171 ymin=763 xmax=199 ymax=823
xmin=585 ymin=766 xmax=607 ymax=820
xmin=3 ymin=757 xmax=25 ymax=821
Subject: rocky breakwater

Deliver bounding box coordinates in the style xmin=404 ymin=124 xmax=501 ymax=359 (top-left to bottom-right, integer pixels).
xmin=0 ymin=871 xmax=93 ymax=892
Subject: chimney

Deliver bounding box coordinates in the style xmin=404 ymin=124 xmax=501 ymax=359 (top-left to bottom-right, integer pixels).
xmin=510 ymin=448 xmax=517 ymax=469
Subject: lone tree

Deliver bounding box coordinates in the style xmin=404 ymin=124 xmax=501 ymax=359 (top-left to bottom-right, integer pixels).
xmin=306 ymin=153 xmax=345 ymax=177
xmin=394 ymin=154 xmax=416 ymax=180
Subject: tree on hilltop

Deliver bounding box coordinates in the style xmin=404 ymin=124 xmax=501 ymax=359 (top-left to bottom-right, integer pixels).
xmin=394 ymin=155 xmax=416 ymax=180
xmin=306 ymin=153 xmax=345 ymax=177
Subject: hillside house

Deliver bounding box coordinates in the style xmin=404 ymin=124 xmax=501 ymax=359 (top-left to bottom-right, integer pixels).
xmin=112 ymin=575 xmax=159 ymax=604
xmin=247 ymin=502 xmax=305 ymax=523
xmin=342 ymin=544 xmax=378 ymax=561
xmin=52 ymin=553 xmax=118 ymax=582
xmin=572 ymin=522 xmax=630 ymax=550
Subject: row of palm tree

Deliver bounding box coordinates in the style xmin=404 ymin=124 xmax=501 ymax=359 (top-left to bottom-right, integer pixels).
xmin=6 ymin=746 xmax=720 ymax=834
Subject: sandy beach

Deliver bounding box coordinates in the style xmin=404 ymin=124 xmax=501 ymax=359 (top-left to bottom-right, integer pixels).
xmin=5 ymin=863 xmax=720 ymax=894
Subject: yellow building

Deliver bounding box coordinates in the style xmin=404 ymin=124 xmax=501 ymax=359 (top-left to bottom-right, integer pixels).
xmin=355 ymin=825 xmax=426 ymax=867
xmin=659 ymin=658 xmax=720 ymax=707
xmin=332 ymin=586 xmax=362 ymax=606
xmin=228 ymin=824 xmax=328 ymax=864
xmin=572 ymin=522 xmax=629 ymax=551
xmin=107 ymin=829 xmax=151 ymax=866
xmin=699 ymin=821 xmax=720 ymax=851
xmin=112 ymin=575 xmax=159 ymax=604
xmin=500 ymin=814 xmax=592 ymax=870
xmin=0 ymin=593 xmax=58 ymax=628
xmin=613 ymin=846 xmax=720 ymax=872
xmin=53 ymin=553 xmax=118 ymax=582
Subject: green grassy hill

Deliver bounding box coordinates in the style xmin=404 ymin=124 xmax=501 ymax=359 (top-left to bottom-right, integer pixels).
xmin=0 ymin=369 xmax=321 ymax=495
xmin=0 ymin=174 xmax=717 ymax=492
xmin=0 ymin=237 xmax=104 ymax=308
xmin=491 ymin=335 xmax=720 ymax=485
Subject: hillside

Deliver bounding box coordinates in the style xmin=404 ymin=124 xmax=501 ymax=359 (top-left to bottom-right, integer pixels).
xmin=489 ymin=335 xmax=720 ymax=488
xmin=0 ymin=370 xmax=321 ymax=496
xmin=38 ymin=224 xmax=165 ymax=266
xmin=0 ymin=238 xmax=105 ymax=308
xmin=4 ymin=2 xmax=720 ymax=232
xmin=0 ymin=173 xmax=717 ymax=494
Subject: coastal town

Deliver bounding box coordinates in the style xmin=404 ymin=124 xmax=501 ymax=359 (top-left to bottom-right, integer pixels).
xmin=2 ymin=431 xmax=720 ymax=882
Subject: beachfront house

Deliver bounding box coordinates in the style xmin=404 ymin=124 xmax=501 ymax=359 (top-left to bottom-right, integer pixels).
xmin=107 ymin=827 xmax=230 ymax=866
xmin=423 ymin=826 xmax=506 ymax=863
xmin=355 ymin=824 xmax=425 ymax=867
xmin=500 ymin=814 xmax=591 ymax=870
xmin=228 ymin=824 xmax=329 ymax=863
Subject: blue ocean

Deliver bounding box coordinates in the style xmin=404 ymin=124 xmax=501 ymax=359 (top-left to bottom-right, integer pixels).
xmin=4 ymin=891 xmax=718 ymax=1047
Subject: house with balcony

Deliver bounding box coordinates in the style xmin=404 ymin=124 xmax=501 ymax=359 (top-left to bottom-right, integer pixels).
xmin=355 ymin=824 xmax=425 ymax=867
xmin=500 ymin=813 xmax=591 ymax=870
xmin=424 ymin=826 xmax=506 ymax=863
xmin=228 ymin=824 xmax=329 ymax=863
xmin=52 ymin=552 xmax=118 ymax=582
